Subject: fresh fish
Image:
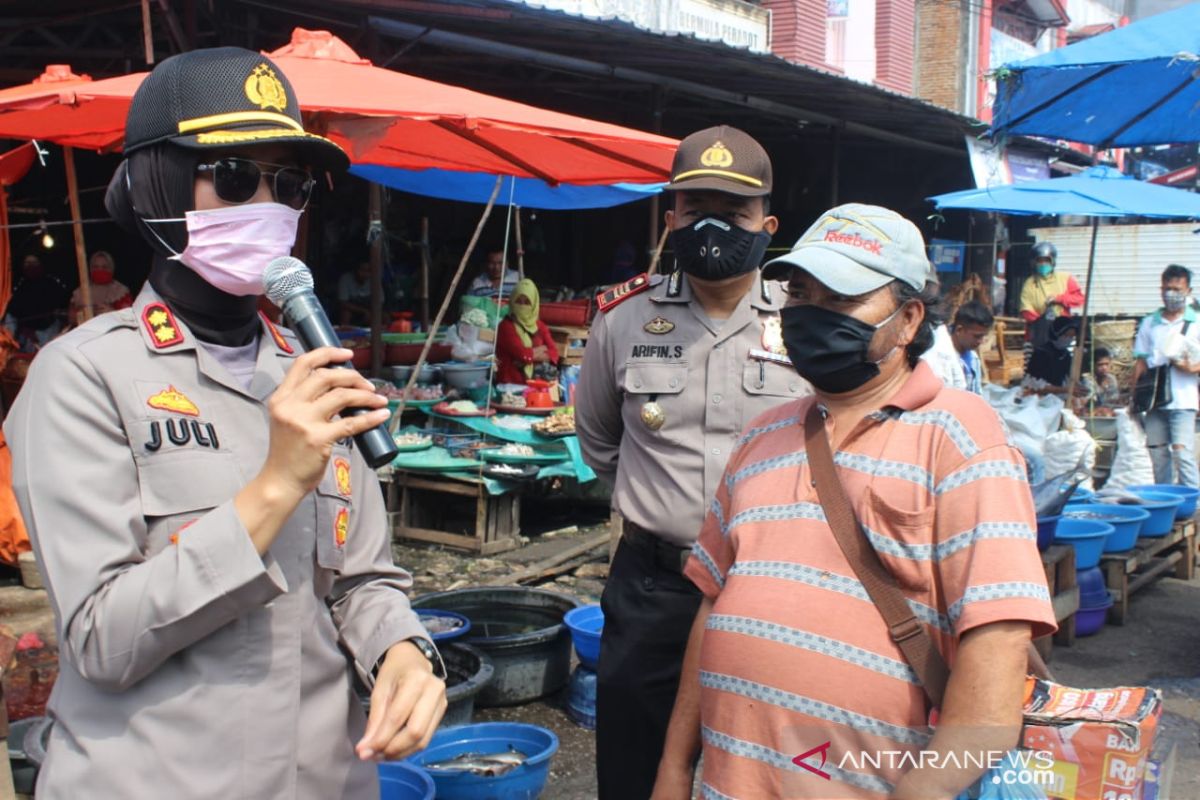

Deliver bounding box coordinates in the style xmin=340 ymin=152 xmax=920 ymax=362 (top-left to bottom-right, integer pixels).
xmin=425 ymin=749 xmax=528 ymax=777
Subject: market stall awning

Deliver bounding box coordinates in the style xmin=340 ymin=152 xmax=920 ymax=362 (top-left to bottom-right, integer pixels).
xmin=351 ymin=165 xmax=663 ymax=210
xmin=990 ymin=4 xmax=1200 ymax=148
xmin=928 ymin=165 xmax=1200 ymax=218
xmin=0 ymin=28 xmax=677 ymax=186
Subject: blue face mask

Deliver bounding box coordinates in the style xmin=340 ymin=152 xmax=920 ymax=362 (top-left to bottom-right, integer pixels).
xmin=1037 ymin=262 xmax=1054 ymax=277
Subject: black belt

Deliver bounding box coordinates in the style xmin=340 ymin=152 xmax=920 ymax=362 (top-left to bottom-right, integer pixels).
xmin=622 ymin=520 xmax=691 ymax=574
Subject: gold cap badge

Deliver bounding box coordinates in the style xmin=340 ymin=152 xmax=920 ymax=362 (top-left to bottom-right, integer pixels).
xmin=244 ymin=64 xmax=287 ymax=112
xmin=699 ymin=142 xmax=734 ymax=168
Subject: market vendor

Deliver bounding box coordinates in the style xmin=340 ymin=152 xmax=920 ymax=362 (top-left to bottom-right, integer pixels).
xmin=1081 ymin=346 xmax=1122 ymax=408
xmin=1025 ymin=316 xmax=1086 ymax=395
xmin=466 ymin=247 xmax=520 ymax=297
xmin=495 ymin=278 xmax=559 ymax=384
xmin=68 ymin=250 xmax=133 ymax=325
xmin=5 ymin=47 xmax=445 ymax=800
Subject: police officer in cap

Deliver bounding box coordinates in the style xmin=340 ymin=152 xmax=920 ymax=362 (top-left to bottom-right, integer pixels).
xmin=6 ymin=48 xmax=445 ymax=799
xmin=577 ymin=125 xmax=809 ymax=798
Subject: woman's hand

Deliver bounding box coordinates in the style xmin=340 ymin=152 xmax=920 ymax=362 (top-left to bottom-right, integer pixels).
xmin=261 ymin=347 xmax=389 ymax=498
xmin=532 ymin=345 xmax=550 ymax=363
xmin=356 ymin=641 xmax=447 ymax=761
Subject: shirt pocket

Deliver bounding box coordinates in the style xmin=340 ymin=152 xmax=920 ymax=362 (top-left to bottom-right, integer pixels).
xmin=622 ymin=361 xmax=689 ymax=437
xmin=742 ymin=361 xmax=808 ymax=400
xmin=135 ymin=451 xmax=242 ymax=555
xmin=857 ymin=484 xmax=936 ymax=593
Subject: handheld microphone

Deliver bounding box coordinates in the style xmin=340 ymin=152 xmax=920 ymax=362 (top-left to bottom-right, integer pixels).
xmin=263 ymin=257 xmax=399 ymax=469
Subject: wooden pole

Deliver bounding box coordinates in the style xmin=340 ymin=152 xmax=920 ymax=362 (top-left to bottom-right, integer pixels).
xmin=140 ymin=0 xmax=155 ymax=64
xmin=513 ymin=206 xmax=525 ymax=280
xmin=63 ymin=147 xmax=93 ymax=324
xmin=1066 ymin=217 xmax=1101 ymax=398
xmin=419 ymin=216 xmax=431 ymax=331
xmin=390 ymin=176 xmax=504 ymax=431
xmin=647 ymin=226 xmax=670 ymax=275
xmin=368 ymin=183 xmax=385 ymax=378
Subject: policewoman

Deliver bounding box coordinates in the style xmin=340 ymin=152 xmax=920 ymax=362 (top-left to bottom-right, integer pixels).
xmin=5 ymin=48 xmax=445 ymax=799
xmin=576 ymin=125 xmax=810 ymax=798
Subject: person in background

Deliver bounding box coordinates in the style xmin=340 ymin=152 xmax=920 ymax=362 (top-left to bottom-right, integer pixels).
xmin=5 ymin=254 xmax=70 ymax=350
xmin=466 ymin=248 xmax=520 ymax=298
xmin=1081 ymin=346 xmax=1122 ymax=409
xmin=577 ymin=125 xmax=808 ymax=799
xmin=949 ymin=301 xmax=993 ymax=395
xmin=1020 ymin=242 xmax=1084 ymax=324
xmin=338 ymin=259 xmax=373 ymax=326
xmin=494 ymin=278 xmax=558 ymax=385
xmin=655 ymin=203 xmax=1055 ymax=799
xmin=1025 ymin=316 xmax=1083 ymax=394
xmin=68 ymin=251 xmax=133 ymax=325
xmin=1132 ymin=264 xmax=1200 ymax=487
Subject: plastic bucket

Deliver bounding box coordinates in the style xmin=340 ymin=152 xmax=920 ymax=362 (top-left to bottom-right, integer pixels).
xmin=406 ymin=722 xmax=558 ymax=800
xmin=378 ymin=761 xmax=436 ymax=800
xmin=1064 ymin=504 xmax=1150 ymax=553
xmin=1129 ymin=490 xmax=1185 ymax=537
xmin=566 ymin=664 xmax=597 ymax=729
xmin=1127 ymin=484 xmax=1200 ymax=520
xmin=1053 ymin=518 xmax=1114 ymax=570
xmin=1076 ymin=594 xmax=1113 ymax=637
xmin=563 ymin=605 xmax=603 ymax=670
xmin=1035 ymin=515 xmax=1061 ymax=552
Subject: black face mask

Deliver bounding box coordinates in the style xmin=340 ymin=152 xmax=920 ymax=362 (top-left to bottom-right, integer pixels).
xmin=670 ymin=216 xmax=771 ymax=281
xmin=781 ymin=303 xmax=902 ymax=394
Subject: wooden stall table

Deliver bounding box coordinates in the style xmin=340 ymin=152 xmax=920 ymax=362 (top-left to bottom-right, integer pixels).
xmin=1099 ymin=519 xmax=1196 ymax=624
xmin=387 ymin=470 xmax=521 ymax=555
xmin=1034 ymin=544 xmax=1079 ymax=661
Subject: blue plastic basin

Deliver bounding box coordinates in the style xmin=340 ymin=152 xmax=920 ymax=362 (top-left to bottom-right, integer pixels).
xmin=379 ymin=762 xmax=436 ymax=800
xmin=1053 ymin=518 xmax=1114 ymax=569
xmin=1064 ymin=504 xmax=1150 ymax=553
xmin=406 ymin=722 xmax=558 ymax=800
xmin=1076 ymin=593 xmax=1113 ymax=637
xmin=563 ymin=604 xmax=603 ymax=670
xmin=417 ymin=610 xmax=472 ymax=643
xmin=1071 ymin=487 xmax=1096 ymax=504
xmin=1129 ymin=490 xmax=1185 ymax=537
xmin=1035 ymin=515 xmax=1061 ymax=552
xmin=1128 ymin=484 xmax=1200 ymax=520
xmin=1076 ymin=566 xmax=1108 ymax=607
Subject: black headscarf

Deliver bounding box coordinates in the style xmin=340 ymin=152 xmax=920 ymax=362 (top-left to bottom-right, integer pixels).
xmin=105 ymin=145 xmax=261 ymax=346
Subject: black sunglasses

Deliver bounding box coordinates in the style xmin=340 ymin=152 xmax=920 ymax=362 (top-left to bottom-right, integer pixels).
xmin=195 ymin=157 xmax=315 ymax=211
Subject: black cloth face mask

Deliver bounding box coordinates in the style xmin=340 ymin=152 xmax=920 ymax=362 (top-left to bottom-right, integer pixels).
xmin=670 ymin=216 xmax=771 ymax=281
xmin=781 ymin=303 xmax=903 ymax=394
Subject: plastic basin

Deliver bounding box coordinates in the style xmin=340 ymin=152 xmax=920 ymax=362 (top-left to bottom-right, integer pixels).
xmin=1035 ymin=515 xmax=1061 ymax=552
xmin=418 ymin=609 xmax=472 ymax=643
xmin=566 ymin=664 xmax=597 ymax=729
xmin=379 ymin=761 xmax=436 ymax=800
xmin=1076 ymin=566 xmax=1108 ymax=607
xmin=1064 ymin=504 xmax=1150 ymax=553
xmin=1129 ymin=490 xmax=1185 ymax=536
xmin=564 ymin=604 xmax=603 ymax=670
xmin=1076 ymin=594 xmax=1113 ymax=637
xmin=1053 ymin=518 xmax=1114 ymax=569
xmin=440 ymin=362 xmax=493 ymax=390
xmin=405 ymin=722 xmax=558 ymax=800
xmin=1070 ymin=487 xmax=1095 ymax=504
xmin=1128 ymin=484 xmax=1200 ymax=520
xmin=413 ymin=588 xmax=582 ymax=706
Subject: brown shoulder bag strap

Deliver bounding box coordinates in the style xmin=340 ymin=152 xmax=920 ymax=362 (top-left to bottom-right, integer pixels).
xmin=803 ymin=402 xmax=950 ymax=707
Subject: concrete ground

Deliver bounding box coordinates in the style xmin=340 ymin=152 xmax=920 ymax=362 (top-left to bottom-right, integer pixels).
xmin=399 ymin=512 xmax=1200 ymax=799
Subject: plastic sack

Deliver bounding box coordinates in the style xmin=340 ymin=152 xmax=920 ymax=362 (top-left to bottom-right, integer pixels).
xmin=1043 ymin=410 xmax=1096 ymax=492
xmin=1104 ymin=409 xmax=1155 ymax=491
xmin=446 ymin=320 xmax=494 ymax=361
xmin=954 ymin=749 xmax=1049 ymax=800
xmin=986 ymin=387 xmax=1064 ymax=483
xmin=459 ymin=295 xmax=506 ymax=329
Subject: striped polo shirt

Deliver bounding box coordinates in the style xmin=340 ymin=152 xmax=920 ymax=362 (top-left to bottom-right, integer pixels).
xmin=684 ymin=361 xmax=1057 ymax=799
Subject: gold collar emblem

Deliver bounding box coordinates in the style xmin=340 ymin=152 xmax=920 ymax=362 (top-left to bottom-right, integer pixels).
xmin=700 ymin=142 xmax=733 ymax=168
xmin=244 ymin=64 xmax=287 ymax=112
xmin=644 ymin=316 xmax=675 ymax=335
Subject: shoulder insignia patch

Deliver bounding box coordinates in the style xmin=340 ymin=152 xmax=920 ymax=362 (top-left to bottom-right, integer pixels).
xmin=596 ymin=273 xmax=651 ymax=313
xmin=142 ymin=303 xmax=184 ymax=348
xmin=260 ymin=312 xmax=295 ymax=354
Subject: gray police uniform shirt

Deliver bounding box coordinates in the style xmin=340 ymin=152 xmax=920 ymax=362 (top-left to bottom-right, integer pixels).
xmin=5 ymin=286 xmax=431 ymax=800
xmin=576 ymin=272 xmax=810 ymax=547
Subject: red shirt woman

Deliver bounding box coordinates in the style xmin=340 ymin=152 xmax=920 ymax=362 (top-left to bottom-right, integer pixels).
xmin=494 ymin=278 xmax=559 ymax=385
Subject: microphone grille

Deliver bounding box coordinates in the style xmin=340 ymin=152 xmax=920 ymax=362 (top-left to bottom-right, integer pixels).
xmin=263 ymin=256 xmax=314 ymax=307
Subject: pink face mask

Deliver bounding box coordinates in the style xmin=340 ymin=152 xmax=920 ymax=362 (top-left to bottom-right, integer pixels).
xmin=147 ymin=202 xmax=301 ymax=296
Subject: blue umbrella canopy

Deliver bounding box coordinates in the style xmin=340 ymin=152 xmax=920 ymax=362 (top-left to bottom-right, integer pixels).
xmin=928 ymin=165 xmax=1200 ymax=218
xmin=990 ymin=4 xmax=1200 ymax=147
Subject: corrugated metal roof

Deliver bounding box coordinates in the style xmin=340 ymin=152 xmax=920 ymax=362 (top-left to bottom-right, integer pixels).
xmin=1030 ymin=222 xmax=1200 ymax=316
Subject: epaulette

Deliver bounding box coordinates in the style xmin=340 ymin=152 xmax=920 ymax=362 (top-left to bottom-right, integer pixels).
xmin=596 ymin=273 xmax=652 ymax=314
xmin=259 ymin=311 xmax=296 ymax=355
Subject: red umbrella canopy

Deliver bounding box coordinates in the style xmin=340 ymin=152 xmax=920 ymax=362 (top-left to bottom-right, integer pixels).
xmin=0 ymin=30 xmax=677 ymax=184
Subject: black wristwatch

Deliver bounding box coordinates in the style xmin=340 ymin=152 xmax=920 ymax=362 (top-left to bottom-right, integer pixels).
xmin=373 ymin=638 xmax=446 ymax=680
